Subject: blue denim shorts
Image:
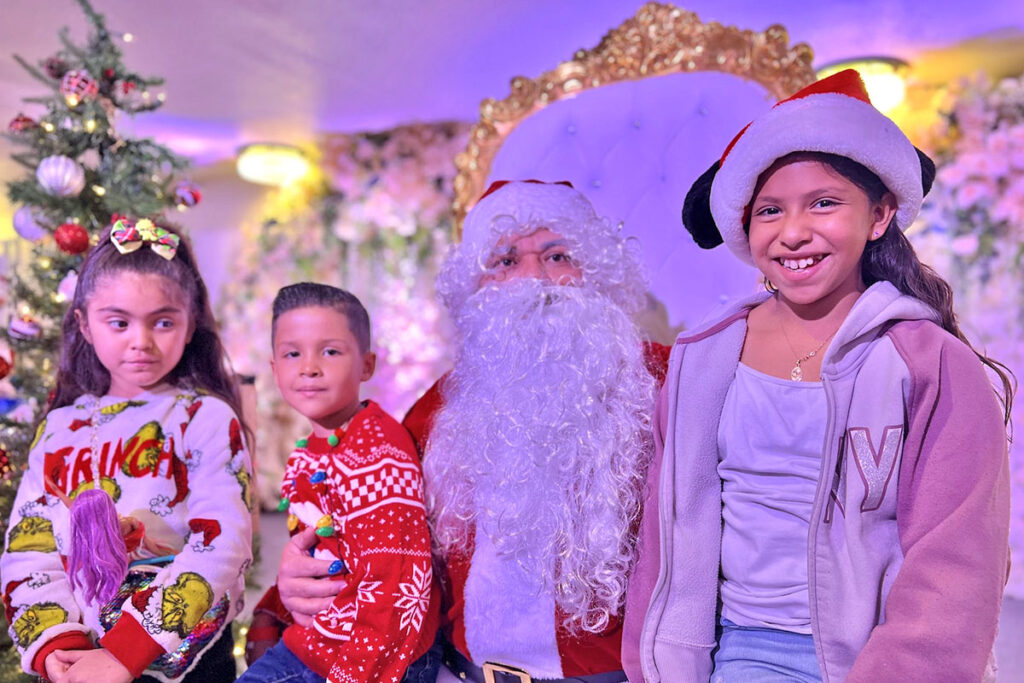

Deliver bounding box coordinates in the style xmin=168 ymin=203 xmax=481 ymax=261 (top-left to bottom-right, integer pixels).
xmin=711 ymin=618 xmax=822 ymax=683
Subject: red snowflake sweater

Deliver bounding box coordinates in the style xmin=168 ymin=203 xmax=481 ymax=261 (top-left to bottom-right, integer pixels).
xmin=262 ymin=400 xmax=438 ymax=683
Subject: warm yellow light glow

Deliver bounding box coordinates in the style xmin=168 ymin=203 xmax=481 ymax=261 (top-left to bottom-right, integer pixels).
xmin=92 ymin=184 xmax=106 ymax=196
xmin=64 ymin=93 xmax=80 ymax=108
xmin=41 ymin=121 xmax=55 ymax=132
xmin=84 ymin=119 xmax=97 ymax=132
xmin=816 ymin=57 xmax=909 ymax=114
xmin=236 ymin=143 xmax=313 ymax=187
xmin=122 ymin=32 xmax=134 ymax=42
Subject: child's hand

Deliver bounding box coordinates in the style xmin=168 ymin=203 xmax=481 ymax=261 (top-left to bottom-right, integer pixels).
xmin=58 ymin=648 xmax=132 ymax=683
xmin=44 ymin=649 xmax=83 ymax=683
xmin=278 ymin=526 xmax=343 ymax=626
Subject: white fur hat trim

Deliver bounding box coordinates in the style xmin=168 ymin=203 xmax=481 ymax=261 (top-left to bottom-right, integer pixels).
xmin=461 ymin=181 xmax=598 ymax=255
xmin=709 ymin=92 xmax=923 ymax=264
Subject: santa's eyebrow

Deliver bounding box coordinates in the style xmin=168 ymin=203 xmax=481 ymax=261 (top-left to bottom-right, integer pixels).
xmin=490 ymin=239 xmax=571 ymax=257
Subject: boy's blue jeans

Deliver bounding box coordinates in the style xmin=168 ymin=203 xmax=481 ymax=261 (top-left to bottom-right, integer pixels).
xmin=237 ymin=641 xmax=325 ymax=683
xmin=711 ymin=618 xmax=822 ymax=682
xmin=239 ymin=636 xmax=442 ymax=683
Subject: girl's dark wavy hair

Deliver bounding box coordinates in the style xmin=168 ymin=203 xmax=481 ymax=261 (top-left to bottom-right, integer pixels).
xmin=50 ymin=222 xmax=252 ymax=438
xmin=753 ymin=151 xmax=1016 ymax=426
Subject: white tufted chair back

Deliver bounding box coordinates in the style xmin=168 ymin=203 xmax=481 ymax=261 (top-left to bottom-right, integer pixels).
xmin=453 ymin=5 xmax=816 ymax=336
xmin=487 ymin=72 xmax=777 ymax=332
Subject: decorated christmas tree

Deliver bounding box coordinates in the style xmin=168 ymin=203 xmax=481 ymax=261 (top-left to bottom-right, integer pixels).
xmin=0 ymin=2 xmax=197 ymax=675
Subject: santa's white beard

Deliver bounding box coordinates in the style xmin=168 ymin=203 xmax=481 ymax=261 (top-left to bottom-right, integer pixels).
xmin=424 ymin=278 xmax=656 ymax=633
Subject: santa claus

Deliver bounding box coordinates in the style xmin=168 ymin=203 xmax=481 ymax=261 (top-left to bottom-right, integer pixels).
xmin=275 ymin=180 xmax=669 ymax=683
xmin=404 ymin=180 xmax=669 ymax=682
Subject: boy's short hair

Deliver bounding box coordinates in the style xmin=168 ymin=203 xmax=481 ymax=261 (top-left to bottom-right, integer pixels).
xmin=271 ymin=283 xmax=372 ymax=353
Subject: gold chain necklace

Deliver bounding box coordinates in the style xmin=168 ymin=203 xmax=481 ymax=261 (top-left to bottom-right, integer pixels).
xmin=778 ymin=319 xmax=839 ymax=382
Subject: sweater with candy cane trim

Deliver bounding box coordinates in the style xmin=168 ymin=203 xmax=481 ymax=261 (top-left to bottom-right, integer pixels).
xmin=0 ymin=384 xmax=253 ymax=682
xmin=267 ymin=400 xmax=438 ymax=683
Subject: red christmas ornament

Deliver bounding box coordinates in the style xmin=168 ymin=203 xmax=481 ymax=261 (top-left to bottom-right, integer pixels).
xmin=174 ymin=182 xmax=202 ymax=209
xmin=8 ymin=114 xmax=37 ymax=133
xmin=44 ymin=56 xmax=69 ymax=79
xmin=0 ymin=448 xmax=11 ymax=481
xmin=60 ymin=70 xmax=99 ymax=107
xmin=0 ymin=349 xmax=12 ymax=380
xmin=54 ymin=222 xmax=91 ymax=254
xmin=103 ymin=68 xmax=116 ymax=80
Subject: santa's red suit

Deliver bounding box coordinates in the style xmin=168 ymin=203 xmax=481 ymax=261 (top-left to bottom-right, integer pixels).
xmin=403 ymin=342 xmax=670 ymax=677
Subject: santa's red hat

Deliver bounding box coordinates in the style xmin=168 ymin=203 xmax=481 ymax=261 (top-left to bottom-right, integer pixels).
xmin=461 ymin=179 xmax=596 ymax=254
xmin=683 ymin=69 xmax=935 ymax=264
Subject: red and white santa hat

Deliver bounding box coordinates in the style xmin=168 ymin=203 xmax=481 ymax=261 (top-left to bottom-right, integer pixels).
xmin=460 ymin=179 xmax=597 ymax=254
xmin=683 ymin=69 xmax=934 ymax=264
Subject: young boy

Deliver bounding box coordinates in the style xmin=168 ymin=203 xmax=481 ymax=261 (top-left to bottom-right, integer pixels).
xmin=241 ymin=283 xmax=438 ymax=683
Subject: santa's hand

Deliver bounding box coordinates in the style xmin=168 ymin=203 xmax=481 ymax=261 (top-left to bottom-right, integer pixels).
xmin=277 ymin=526 xmax=342 ymax=626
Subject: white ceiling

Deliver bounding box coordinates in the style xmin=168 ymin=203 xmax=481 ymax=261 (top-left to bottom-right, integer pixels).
xmin=1 ymin=0 xmax=1022 ymax=167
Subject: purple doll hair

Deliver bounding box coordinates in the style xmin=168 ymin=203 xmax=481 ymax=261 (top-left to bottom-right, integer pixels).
xmin=67 ymin=488 xmax=129 ymax=605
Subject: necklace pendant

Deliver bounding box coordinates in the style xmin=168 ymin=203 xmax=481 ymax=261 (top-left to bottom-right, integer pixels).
xmin=791 ymin=364 xmax=803 ymax=381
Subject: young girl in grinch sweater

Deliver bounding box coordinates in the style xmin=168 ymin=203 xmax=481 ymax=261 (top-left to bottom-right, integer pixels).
xmin=2 ymin=219 xmax=253 ymax=683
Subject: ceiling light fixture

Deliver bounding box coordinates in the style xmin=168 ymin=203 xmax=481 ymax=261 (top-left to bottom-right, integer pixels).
xmin=236 ymin=143 xmax=312 ymax=187
xmin=816 ymin=56 xmax=909 ymax=114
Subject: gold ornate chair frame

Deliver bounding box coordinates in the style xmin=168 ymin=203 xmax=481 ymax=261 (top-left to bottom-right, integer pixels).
xmin=452 ymin=1 xmax=817 ymax=232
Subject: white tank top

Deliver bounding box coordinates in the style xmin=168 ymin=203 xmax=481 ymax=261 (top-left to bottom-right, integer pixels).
xmin=717 ymin=362 xmax=827 ymax=634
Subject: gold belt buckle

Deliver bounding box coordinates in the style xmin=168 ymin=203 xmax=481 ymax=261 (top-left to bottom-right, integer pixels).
xmin=482 ymin=661 xmax=533 ymax=683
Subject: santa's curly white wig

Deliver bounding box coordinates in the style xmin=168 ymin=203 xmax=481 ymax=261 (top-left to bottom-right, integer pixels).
xmin=437 ymin=180 xmax=648 ymax=316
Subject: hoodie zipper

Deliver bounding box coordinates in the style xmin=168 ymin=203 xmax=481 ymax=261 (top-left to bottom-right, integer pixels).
xmin=807 ymin=372 xmax=838 ymax=682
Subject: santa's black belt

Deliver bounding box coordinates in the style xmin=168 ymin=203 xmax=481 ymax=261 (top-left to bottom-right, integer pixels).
xmin=444 ymin=649 xmax=627 ymax=683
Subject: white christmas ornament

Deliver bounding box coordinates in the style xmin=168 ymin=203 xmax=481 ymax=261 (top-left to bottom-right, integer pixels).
xmin=13 ymin=206 xmax=48 ymax=241
xmin=58 ymin=270 xmax=79 ymax=302
xmin=8 ymin=317 xmax=41 ymax=341
xmin=36 ymin=155 xmax=86 ymax=197
xmin=78 ymin=149 xmax=101 ymax=170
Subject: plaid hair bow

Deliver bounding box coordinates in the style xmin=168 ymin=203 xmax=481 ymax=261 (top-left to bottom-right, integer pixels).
xmin=110 ymin=218 xmax=180 ymax=260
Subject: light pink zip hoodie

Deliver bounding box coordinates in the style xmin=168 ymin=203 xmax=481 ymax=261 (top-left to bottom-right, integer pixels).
xmin=623 ymin=282 xmax=1010 ymax=682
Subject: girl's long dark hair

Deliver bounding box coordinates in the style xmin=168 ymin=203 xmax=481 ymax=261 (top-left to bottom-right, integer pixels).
xmin=762 ymin=151 xmax=1015 ymax=425
xmin=50 ymin=222 xmax=252 ymax=439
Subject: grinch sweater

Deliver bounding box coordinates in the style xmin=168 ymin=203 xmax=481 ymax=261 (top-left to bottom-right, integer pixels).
xmin=1 ymin=385 xmax=253 ymax=682
xmin=260 ymin=400 xmax=437 ymax=683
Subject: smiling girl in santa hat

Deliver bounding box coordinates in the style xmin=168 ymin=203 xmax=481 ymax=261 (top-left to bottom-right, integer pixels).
xmin=623 ymin=70 xmax=1013 ymax=682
